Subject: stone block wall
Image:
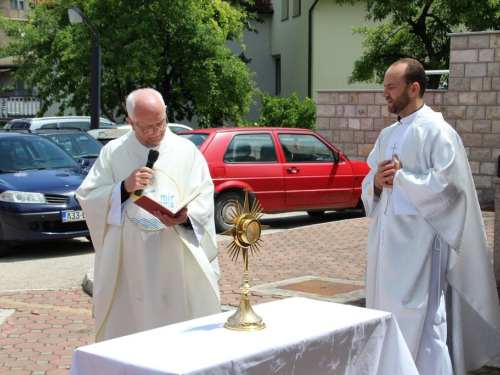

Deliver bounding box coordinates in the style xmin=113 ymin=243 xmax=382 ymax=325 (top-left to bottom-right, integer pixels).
xmin=316 ymin=31 xmax=500 ymax=204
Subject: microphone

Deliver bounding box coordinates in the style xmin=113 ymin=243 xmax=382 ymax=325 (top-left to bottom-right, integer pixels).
xmin=135 ymin=149 xmax=160 ymax=196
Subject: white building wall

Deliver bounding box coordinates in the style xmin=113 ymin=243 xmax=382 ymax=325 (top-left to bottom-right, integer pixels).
xmin=312 ymin=1 xmax=379 ymax=91
xmin=228 ymin=14 xmax=275 ymax=122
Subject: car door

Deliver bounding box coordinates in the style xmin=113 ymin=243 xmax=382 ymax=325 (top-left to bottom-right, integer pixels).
xmin=216 ymin=132 xmax=285 ymax=210
xmin=276 ymin=132 xmax=354 ymax=207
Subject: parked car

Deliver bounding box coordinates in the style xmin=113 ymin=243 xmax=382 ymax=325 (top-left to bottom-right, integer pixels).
xmin=88 ymin=123 xmax=193 ymax=145
xmin=3 ymin=116 xmax=116 ymax=132
xmin=32 ymin=130 xmax=103 ymax=172
xmin=178 ymin=127 xmax=370 ymax=232
xmin=0 ymin=132 xmax=90 ymax=256
xmin=168 ymin=124 xmax=194 ymax=134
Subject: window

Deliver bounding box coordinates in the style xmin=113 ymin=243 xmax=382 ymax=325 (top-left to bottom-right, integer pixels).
xmin=99 ymin=120 xmax=113 ymax=128
xmin=60 ymin=121 xmax=90 ymax=131
xmin=276 ymin=57 xmax=281 ymax=97
xmin=293 ymin=0 xmax=301 ymax=17
xmin=281 ymin=0 xmax=289 ymax=21
xmin=38 ymin=123 xmax=58 ymax=129
xmin=10 ymin=0 xmax=24 ymax=10
xmin=223 ymin=134 xmax=275 ymax=163
xmin=277 ymin=134 xmax=335 ymax=163
xmin=178 ymin=133 xmax=209 ymax=148
xmin=11 ymin=121 xmax=31 ymax=129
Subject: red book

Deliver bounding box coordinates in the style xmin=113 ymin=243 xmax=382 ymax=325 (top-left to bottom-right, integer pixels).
xmin=133 ymin=192 xmax=201 ymax=217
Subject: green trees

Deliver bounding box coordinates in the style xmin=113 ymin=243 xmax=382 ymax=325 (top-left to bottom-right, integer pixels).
xmin=258 ymin=93 xmax=317 ymax=130
xmin=0 ymin=0 xmax=255 ymax=126
xmin=333 ymin=0 xmax=500 ymax=88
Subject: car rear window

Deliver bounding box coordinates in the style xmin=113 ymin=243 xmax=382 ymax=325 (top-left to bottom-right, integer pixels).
xmin=10 ymin=121 xmax=32 ymax=130
xmin=178 ymin=133 xmax=209 ymax=148
xmin=0 ymin=136 xmax=79 ymax=171
xmin=41 ymin=133 xmax=102 ymax=158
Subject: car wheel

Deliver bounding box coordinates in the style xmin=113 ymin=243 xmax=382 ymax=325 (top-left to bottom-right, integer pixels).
xmin=0 ymin=240 xmax=12 ymax=257
xmin=214 ymin=192 xmax=244 ymax=233
xmin=357 ymin=199 xmax=366 ymax=216
xmin=307 ymin=211 xmax=325 ymax=217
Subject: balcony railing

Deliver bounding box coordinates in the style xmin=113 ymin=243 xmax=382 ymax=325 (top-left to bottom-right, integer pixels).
xmin=0 ymin=89 xmax=41 ymax=118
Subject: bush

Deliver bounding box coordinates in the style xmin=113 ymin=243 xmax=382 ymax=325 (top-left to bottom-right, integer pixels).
xmin=258 ymin=92 xmax=316 ymax=130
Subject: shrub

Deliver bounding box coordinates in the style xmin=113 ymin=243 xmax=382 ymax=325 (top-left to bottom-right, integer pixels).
xmin=258 ymin=92 xmax=316 ymax=130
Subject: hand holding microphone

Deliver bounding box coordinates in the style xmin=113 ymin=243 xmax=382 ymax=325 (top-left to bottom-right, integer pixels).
xmin=124 ymin=150 xmax=160 ymax=196
xmin=135 ymin=150 xmax=160 ymax=196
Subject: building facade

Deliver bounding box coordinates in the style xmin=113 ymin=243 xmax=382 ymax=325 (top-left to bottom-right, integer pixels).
xmin=0 ymin=0 xmax=41 ymax=123
xmin=235 ymin=0 xmax=378 ymax=122
xmin=316 ymin=31 xmax=500 ymax=205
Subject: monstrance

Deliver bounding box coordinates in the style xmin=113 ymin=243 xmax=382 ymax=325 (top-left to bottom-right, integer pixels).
xmin=221 ymin=188 xmax=269 ymax=331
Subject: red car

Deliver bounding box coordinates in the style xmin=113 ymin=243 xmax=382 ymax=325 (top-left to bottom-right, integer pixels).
xmin=178 ymin=127 xmax=369 ymax=232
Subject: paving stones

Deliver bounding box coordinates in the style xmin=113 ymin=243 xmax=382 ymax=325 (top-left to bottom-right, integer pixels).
xmin=0 ymin=288 xmax=93 ymax=374
xmin=0 ymin=211 xmax=497 ymax=374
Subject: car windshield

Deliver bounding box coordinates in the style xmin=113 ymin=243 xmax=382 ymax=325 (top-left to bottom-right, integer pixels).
xmin=39 ymin=133 xmax=103 ymax=159
xmin=178 ymin=133 xmax=209 ymax=148
xmin=0 ymin=136 xmax=80 ymax=172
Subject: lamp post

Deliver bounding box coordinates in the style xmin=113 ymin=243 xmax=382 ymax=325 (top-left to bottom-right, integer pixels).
xmin=68 ymin=6 xmax=101 ymax=130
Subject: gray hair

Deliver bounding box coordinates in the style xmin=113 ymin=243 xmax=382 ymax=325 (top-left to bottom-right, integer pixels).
xmin=126 ymin=88 xmax=165 ymax=120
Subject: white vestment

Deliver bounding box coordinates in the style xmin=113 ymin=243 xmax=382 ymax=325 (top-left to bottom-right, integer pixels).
xmin=76 ymin=129 xmax=221 ymax=342
xmin=362 ymin=105 xmax=500 ymax=374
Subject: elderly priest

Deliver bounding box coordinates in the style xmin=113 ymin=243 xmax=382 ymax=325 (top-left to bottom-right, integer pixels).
xmin=76 ymin=88 xmax=221 ymax=342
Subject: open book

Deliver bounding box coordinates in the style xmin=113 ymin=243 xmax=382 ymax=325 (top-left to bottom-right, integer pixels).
xmin=133 ymin=191 xmax=201 ymax=217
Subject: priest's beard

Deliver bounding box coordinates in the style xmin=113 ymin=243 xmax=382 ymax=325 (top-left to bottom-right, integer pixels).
xmin=388 ymin=88 xmax=411 ymax=115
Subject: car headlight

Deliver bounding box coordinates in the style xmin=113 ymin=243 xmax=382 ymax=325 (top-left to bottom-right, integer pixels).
xmin=0 ymin=191 xmax=46 ymax=204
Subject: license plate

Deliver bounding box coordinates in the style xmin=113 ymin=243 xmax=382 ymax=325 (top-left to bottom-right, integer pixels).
xmin=61 ymin=210 xmax=86 ymax=222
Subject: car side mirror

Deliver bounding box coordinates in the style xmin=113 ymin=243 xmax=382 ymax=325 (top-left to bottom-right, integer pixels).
xmin=78 ymin=158 xmax=90 ymax=168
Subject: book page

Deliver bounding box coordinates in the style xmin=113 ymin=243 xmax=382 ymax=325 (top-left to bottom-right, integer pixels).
xmin=133 ymin=191 xmax=201 ymax=217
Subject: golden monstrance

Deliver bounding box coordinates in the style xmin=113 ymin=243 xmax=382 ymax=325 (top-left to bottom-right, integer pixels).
xmin=221 ymin=188 xmax=269 ymax=331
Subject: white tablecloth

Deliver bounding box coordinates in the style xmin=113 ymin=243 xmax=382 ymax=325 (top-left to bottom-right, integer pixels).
xmin=69 ymin=297 xmax=418 ymax=375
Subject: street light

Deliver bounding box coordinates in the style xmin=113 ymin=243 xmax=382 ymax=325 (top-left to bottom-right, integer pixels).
xmin=68 ymin=6 xmax=101 ymax=130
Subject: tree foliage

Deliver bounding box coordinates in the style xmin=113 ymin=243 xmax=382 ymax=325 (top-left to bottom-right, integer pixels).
xmin=258 ymin=92 xmax=317 ymax=130
xmin=333 ymin=0 xmax=500 ymax=88
xmin=0 ymin=0 xmax=256 ymax=126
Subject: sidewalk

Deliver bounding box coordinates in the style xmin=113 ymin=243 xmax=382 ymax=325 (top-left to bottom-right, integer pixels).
xmin=0 ymin=212 xmax=498 ymax=374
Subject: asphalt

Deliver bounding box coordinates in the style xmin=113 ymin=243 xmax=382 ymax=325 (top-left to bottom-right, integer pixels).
xmin=0 ymin=211 xmax=499 ymax=374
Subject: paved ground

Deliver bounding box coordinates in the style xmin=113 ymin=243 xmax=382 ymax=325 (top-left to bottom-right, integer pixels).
xmin=0 ymin=211 xmax=498 ymax=374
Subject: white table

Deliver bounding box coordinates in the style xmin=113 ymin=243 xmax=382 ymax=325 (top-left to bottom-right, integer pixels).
xmin=69 ymin=297 xmax=418 ymax=375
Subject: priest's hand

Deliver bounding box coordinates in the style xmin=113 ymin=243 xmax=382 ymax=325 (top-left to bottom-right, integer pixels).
xmin=153 ymin=207 xmax=189 ymax=227
xmin=374 ymin=159 xmax=396 ymax=196
xmin=392 ymin=154 xmax=402 ymax=172
xmin=124 ymin=167 xmax=154 ymax=193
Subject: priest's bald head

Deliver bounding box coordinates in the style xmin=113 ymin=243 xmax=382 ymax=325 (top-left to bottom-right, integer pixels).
xmin=383 ymin=58 xmax=426 ymax=118
xmin=126 ymin=88 xmax=168 ymax=147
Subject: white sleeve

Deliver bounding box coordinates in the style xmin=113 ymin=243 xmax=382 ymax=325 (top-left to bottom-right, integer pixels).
xmin=392 ymin=171 xmax=419 ymax=215
xmin=107 ymin=182 xmax=128 ymax=226
xmin=362 ymin=179 xmax=380 ymax=218
xmin=361 ymin=138 xmax=381 ymax=218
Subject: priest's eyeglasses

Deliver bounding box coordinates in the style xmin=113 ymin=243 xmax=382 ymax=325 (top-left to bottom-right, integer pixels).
xmin=132 ymin=118 xmax=168 ymax=135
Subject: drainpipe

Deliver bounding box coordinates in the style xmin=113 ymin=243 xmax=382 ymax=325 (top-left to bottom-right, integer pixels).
xmin=308 ymin=0 xmax=320 ymax=98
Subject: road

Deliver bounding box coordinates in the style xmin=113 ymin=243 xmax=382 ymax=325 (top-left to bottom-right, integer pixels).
xmin=0 ymin=209 xmax=365 ymax=292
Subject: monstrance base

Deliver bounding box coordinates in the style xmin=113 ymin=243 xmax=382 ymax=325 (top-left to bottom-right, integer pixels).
xmin=224 ymin=297 xmax=266 ymax=331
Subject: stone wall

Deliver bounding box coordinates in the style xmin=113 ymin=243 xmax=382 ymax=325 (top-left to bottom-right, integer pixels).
xmin=316 ymin=31 xmax=500 ymax=205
